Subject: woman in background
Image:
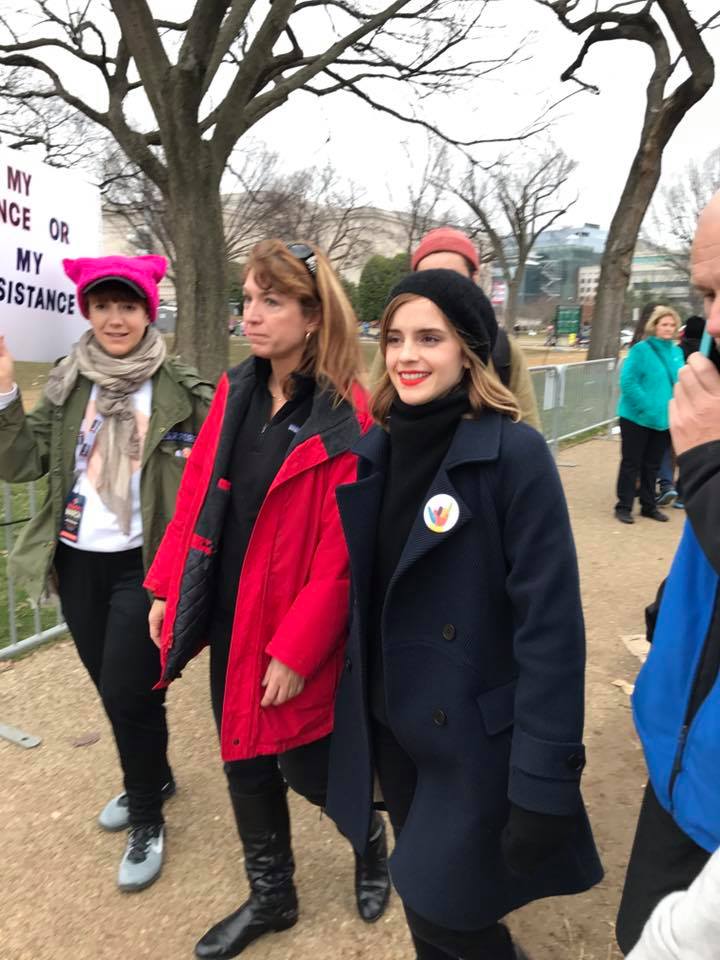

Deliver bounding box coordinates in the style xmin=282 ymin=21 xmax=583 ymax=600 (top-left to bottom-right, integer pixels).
xmin=615 ymin=305 xmax=684 ymax=524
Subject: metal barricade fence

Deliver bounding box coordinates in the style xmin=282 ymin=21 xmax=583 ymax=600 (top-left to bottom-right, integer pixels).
xmin=530 ymin=358 xmax=619 ymax=452
xmin=0 ymin=358 xmax=620 ymax=659
xmin=1 ymin=479 xmax=66 ymax=661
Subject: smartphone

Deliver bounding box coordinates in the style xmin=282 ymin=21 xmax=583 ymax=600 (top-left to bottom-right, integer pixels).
xmin=700 ymin=330 xmax=720 ymax=372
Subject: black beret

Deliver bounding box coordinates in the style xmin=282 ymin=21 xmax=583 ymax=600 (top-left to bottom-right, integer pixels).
xmin=387 ymin=269 xmax=498 ymax=365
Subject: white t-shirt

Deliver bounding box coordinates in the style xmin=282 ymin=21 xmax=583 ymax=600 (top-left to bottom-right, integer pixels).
xmin=69 ymin=381 xmax=152 ymax=551
xmin=0 ymin=380 xmax=152 ymax=552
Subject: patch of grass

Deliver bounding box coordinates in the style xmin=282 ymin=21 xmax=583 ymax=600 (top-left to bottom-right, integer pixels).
xmin=14 ymin=361 xmax=52 ymax=409
xmin=559 ymin=425 xmax=614 ymax=450
xmin=0 ymin=479 xmax=61 ymax=650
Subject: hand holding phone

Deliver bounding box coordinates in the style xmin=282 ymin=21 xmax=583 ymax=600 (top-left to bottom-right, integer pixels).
xmin=670 ymin=350 xmax=720 ymax=455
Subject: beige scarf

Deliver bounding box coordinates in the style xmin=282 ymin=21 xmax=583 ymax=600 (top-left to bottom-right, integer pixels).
xmin=45 ymin=326 xmax=167 ymax=534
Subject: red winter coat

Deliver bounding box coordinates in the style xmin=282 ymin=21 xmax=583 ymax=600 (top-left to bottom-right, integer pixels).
xmin=145 ymin=359 xmax=370 ymax=761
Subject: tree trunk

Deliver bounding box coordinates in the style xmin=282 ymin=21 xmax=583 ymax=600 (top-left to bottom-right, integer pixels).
xmin=587 ymin=146 xmax=663 ymax=361
xmin=503 ymin=272 xmax=523 ymax=329
xmin=166 ymin=145 xmax=228 ymax=383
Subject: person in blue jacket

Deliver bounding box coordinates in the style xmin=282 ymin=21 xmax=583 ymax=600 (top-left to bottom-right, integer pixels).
xmin=615 ymin=305 xmax=684 ymax=524
xmin=616 ymin=190 xmax=720 ymax=954
xmin=326 ymin=269 xmax=603 ymax=960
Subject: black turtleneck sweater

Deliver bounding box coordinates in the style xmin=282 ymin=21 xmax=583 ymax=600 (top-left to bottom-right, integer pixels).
xmin=368 ymin=388 xmax=470 ymax=723
xmin=212 ymin=363 xmax=315 ymax=630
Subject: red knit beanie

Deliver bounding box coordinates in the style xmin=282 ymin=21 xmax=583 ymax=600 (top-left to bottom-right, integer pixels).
xmin=411 ymin=227 xmax=479 ymax=273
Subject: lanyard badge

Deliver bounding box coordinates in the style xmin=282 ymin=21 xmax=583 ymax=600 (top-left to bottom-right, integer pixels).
xmin=75 ymin=415 xmax=104 ymax=474
xmin=59 ymin=492 xmax=86 ymax=543
xmin=61 ymin=413 xmax=104 ymax=543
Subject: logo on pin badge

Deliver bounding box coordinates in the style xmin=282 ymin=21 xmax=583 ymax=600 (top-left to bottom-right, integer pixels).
xmin=424 ymin=494 xmax=459 ymax=533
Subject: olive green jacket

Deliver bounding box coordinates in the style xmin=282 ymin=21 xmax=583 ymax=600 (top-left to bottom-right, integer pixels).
xmin=0 ymin=358 xmax=213 ymax=601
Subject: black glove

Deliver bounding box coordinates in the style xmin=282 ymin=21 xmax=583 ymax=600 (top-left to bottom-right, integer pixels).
xmin=501 ymin=803 xmax=577 ymax=876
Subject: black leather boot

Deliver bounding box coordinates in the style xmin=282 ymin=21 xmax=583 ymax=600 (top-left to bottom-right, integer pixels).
xmin=354 ymin=811 xmax=391 ymax=923
xmin=195 ymin=789 xmax=298 ymax=959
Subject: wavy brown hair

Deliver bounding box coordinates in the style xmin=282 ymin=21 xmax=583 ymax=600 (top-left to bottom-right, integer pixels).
xmin=370 ymin=293 xmax=520 ymax=425
xmin=244 ymin=239 xmax=363 ymax=401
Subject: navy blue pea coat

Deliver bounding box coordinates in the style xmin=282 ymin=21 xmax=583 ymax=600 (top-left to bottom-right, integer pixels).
xmin=326 ymin=411 xmax=603 ymax=931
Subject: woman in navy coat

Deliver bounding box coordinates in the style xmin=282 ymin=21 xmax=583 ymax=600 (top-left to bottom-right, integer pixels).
xmin=326 ymin=270 xmax=603 ymax=959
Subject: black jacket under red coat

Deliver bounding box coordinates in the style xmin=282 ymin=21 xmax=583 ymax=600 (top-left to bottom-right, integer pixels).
xmin=325 ymin=411 xmax=603 ymax=930
xmin=146 ymin=358 xmax=371 ymax=761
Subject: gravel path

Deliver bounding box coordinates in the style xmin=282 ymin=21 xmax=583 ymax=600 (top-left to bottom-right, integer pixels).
xmin=1 ymin=435 xmax=684 ymax=960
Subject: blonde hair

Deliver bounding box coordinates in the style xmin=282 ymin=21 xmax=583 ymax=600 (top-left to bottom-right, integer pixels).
xmin=244 ymin=239 xmax=363 ymax=401
xmin=644 ymin=305 xmax=681 ymax=338
xmin=370 ymin=293 xmax=520 ymax=425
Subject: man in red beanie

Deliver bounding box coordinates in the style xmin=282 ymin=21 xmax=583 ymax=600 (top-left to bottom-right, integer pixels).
xmin=411 ymin=228 xmax=540 ymax=430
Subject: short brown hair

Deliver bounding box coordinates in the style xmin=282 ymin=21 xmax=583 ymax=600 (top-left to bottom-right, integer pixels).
xmin=370 ymin=293 xmax=520 ymax=425
xmin=85 ymin=280 xmax=147 ymax=305
xmin=245 ymin=240 xmax=363 ymax=402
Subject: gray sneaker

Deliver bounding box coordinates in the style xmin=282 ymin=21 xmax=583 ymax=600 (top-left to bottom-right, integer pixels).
xmin=99 ymin=780 xmax=176 ymax=832
xmin=117 ymin=823 xmax=164 ymax=892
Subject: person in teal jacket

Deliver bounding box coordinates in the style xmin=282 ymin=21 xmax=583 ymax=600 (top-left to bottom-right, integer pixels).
xmin=615 ymin=306 xmax=684 ymax=524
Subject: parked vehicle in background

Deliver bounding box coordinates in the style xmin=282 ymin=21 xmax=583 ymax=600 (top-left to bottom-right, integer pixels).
xmin=156 ymin=304 xmax=177 ymax=333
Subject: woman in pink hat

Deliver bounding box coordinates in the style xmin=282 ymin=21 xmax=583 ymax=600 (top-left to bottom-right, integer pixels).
xmin=0 ymin=254 xmax=212 ymax=892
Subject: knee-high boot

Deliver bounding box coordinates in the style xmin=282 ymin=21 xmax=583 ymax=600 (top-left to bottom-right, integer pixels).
xmin=354 ymin=810 xmax=391 ymax=922
xmin=195 ymin=788 xmax=298 ymax=960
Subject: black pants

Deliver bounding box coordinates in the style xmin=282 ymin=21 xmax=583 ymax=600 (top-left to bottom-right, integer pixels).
xmin=616 ymin=418 xmax=669 ymax=513
xmin=372 ymin=721 xmax=515 ymax=960
xmin=616 ymin=781 xmax=711 ymax=955
xmin=55 ymin=543 xmax=170 ymax=827
xmin=209 ymin=622 xmax=329 ymax=807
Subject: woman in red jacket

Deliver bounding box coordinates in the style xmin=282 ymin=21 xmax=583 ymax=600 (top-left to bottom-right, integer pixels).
xmin=145 ymin=240 xmax=389 ymax=959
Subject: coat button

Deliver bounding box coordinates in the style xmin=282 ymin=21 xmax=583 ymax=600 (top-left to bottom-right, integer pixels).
xmin=441 ymin=624 xmax=456 ymax=641
xmin=432 ymin=709 xmax=447 ymax=727
xmin=566 ymin=751 xmax=585 ymax=772
xmin=232 ymin=738 xmax=240 ymax=746
xmin=345 ymin=656 xmax=352 ymax=672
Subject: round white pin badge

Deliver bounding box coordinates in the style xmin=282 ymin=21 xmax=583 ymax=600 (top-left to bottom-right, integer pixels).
xmin=424 ymin=494 xmax=460 ymax=533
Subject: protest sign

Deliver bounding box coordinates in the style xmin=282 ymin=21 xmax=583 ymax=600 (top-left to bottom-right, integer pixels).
xmin=0 ymin=147 xmax=100 ymax=361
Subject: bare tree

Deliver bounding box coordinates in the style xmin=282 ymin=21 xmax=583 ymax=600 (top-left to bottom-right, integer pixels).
xmin=0 ymin=0 xmax=524 ymax=380
xmin=450 ymin=146 xmax=577 ymax=327
xmin=649 ymin=146 xmax=720 ymax=279
xmin=536 ymin=0 xmax=717 ymax=360
xmin=225 ymin=153 xmax=373 ymax=273
xmin=400 ymin=140 xmax=457 ymax=254
xmin=103 ymin=144 xmax=373 ymax=281
xmin=0 ymin=68 xmax=105 ymax=166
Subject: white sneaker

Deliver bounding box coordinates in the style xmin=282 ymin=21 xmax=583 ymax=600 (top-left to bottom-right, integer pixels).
xmin=117 ymin=824 xmax=164 ymax=892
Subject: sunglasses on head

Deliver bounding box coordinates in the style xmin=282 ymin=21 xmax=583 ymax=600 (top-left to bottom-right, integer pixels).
xmin=287 ymin=242 xmax=318 ymax=278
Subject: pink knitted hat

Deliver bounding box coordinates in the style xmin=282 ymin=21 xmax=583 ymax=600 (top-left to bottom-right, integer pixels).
xmin=411 ymin=227 xmax=479 ymax=273
xmin=63 ymin=254 xmax=167 ymax=323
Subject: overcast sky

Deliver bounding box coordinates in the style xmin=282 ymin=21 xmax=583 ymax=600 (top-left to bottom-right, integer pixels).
xmin=246 ymin=0 xmax=720 ymax=229
xmin=2 ymin=0 xmax=719 ymax=232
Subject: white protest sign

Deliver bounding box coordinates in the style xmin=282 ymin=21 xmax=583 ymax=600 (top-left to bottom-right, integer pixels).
xmin=0 ymin=146 xmax=101 ymax=361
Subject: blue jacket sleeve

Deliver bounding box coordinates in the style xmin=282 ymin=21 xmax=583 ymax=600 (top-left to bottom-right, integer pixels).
xmin=497 ymin=424 xmax=587 ymax=815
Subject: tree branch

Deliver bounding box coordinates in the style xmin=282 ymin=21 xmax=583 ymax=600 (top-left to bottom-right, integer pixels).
xmin=108 ymin=0 xmax=172 ymax=130
xmin=201 ymin=0 xmax=256 ymax=98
